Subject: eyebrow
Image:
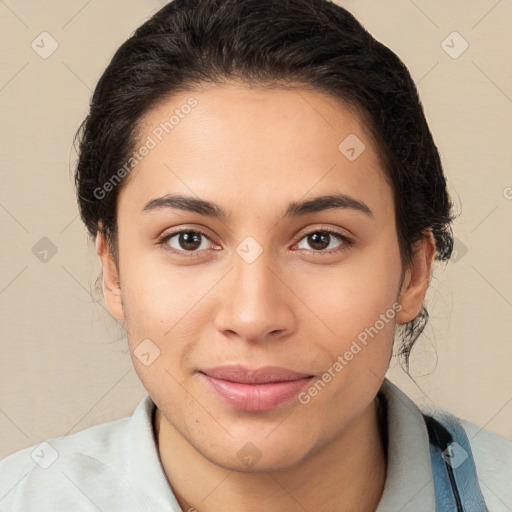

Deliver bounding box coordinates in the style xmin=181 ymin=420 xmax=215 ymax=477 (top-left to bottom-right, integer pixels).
xmin=141 ymin=192 xmax=373 ymax=219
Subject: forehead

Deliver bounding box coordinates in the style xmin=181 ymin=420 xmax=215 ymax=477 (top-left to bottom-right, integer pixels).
xmin=120 ymin=82 xmax=393 ymax=222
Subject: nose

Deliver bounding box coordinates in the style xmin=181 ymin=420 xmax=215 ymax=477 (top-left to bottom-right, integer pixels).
xmin=214 ymin=247 xmax=297 ymax=344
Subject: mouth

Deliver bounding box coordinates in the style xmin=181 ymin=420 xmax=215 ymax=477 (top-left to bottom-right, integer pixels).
xmin=198 ymin=365 xmax=314 ymax=412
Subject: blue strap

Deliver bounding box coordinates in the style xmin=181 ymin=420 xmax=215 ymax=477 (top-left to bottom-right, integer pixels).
xmin=424 ymin=414 xmax=488 ymax=512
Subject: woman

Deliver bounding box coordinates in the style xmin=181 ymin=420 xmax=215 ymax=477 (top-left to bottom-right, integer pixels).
xmin=0 ymin=0 xmax=510 ymax=510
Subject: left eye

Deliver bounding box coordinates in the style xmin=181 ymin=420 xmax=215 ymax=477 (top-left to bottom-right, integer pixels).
xmin=296 ymin=231 xmax=347 ymax=252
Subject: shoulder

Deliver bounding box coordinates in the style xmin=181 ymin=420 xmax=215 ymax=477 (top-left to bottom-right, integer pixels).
xmin=379 ymin=380 xmax=511 ymax=511
xmin=0 ymin=414 xmax=132 ymax=512
xmin=0 ymin=393 xmax=167 ymax=512
xmin=429 ymin=409 xmax=512 ymax=511
xmin=459 ymin=418 xmax=512 ymax=510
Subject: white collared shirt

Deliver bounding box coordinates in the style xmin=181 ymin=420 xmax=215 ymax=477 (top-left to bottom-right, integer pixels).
xmin=1 ymin=379 xmax=510 ymax=511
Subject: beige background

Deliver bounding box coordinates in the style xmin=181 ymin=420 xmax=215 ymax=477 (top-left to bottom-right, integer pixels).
xmin=0 ymin=0 xmax=511 ymax=460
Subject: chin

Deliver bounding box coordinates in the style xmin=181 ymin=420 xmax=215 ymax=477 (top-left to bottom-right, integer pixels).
xmin=209 ymin=449 xmax=308 ymax=474
xmin=195 ymin=433 xmax=316 ymax=474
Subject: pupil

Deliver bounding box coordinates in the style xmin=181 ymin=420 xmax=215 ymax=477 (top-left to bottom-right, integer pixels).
xmin=180 ymin=232 xmax=201 ymax=250
xmin=309 ymin=232 xmax=329 ymax=250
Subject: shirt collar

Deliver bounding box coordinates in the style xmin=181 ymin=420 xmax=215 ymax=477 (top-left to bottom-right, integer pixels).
xmin=376 ymin=378 xmax=436 ymax=511
xmin=125 ymin=394 xmax=183 ymax=511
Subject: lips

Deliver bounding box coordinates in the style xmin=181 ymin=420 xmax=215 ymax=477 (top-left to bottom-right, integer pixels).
xmin=200 ymin=365 xmax=313 ymax=384
xmin=199 ymin=365 xmax=314 ymax=412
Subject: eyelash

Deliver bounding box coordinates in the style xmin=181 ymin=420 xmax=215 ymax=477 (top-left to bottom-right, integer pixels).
xmin=157 ymin=227 xmax=353 ymax=258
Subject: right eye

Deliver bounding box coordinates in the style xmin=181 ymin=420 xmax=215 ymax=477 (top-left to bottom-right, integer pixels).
xmin=158 ymin=229 xmax=219 ymax=257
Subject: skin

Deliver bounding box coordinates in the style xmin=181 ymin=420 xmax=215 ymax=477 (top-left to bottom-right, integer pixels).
xmin=96 ymin=81 xmax=435 ymax=512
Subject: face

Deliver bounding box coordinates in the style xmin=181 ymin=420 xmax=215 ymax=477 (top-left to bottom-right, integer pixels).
xmin=97 ymin=81 xmax=432 ymax=472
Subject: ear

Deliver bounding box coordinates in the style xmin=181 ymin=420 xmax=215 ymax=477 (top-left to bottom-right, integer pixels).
xmin=95 ymin=230 xmax=124 ymax=321
xmin=396 ymin=230 xmax=436 ymax=325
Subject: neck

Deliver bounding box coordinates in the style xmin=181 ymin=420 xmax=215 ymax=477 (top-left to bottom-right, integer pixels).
xmin=154 ymin=397 xmax=386 ymax=512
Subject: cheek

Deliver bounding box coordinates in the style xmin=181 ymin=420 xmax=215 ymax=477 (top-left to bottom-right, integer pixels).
xmin=293 ymin=264 xmax=400 ymax=420
xmin=119 ymin=250 xmax=227 ymax=383
xmin=120 ymin=244 xmax=210 ymax=328
xmin=294 ymin=247 xmax=402 ymax=341
xmin=286 ymin=244 xmax=402 ymax=396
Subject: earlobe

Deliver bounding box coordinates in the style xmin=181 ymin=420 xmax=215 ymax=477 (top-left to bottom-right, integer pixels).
xmin=95 ymin=231 xmax=124 ymax=321
xmin=396 ymin=231 xmax=436 ymax=325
